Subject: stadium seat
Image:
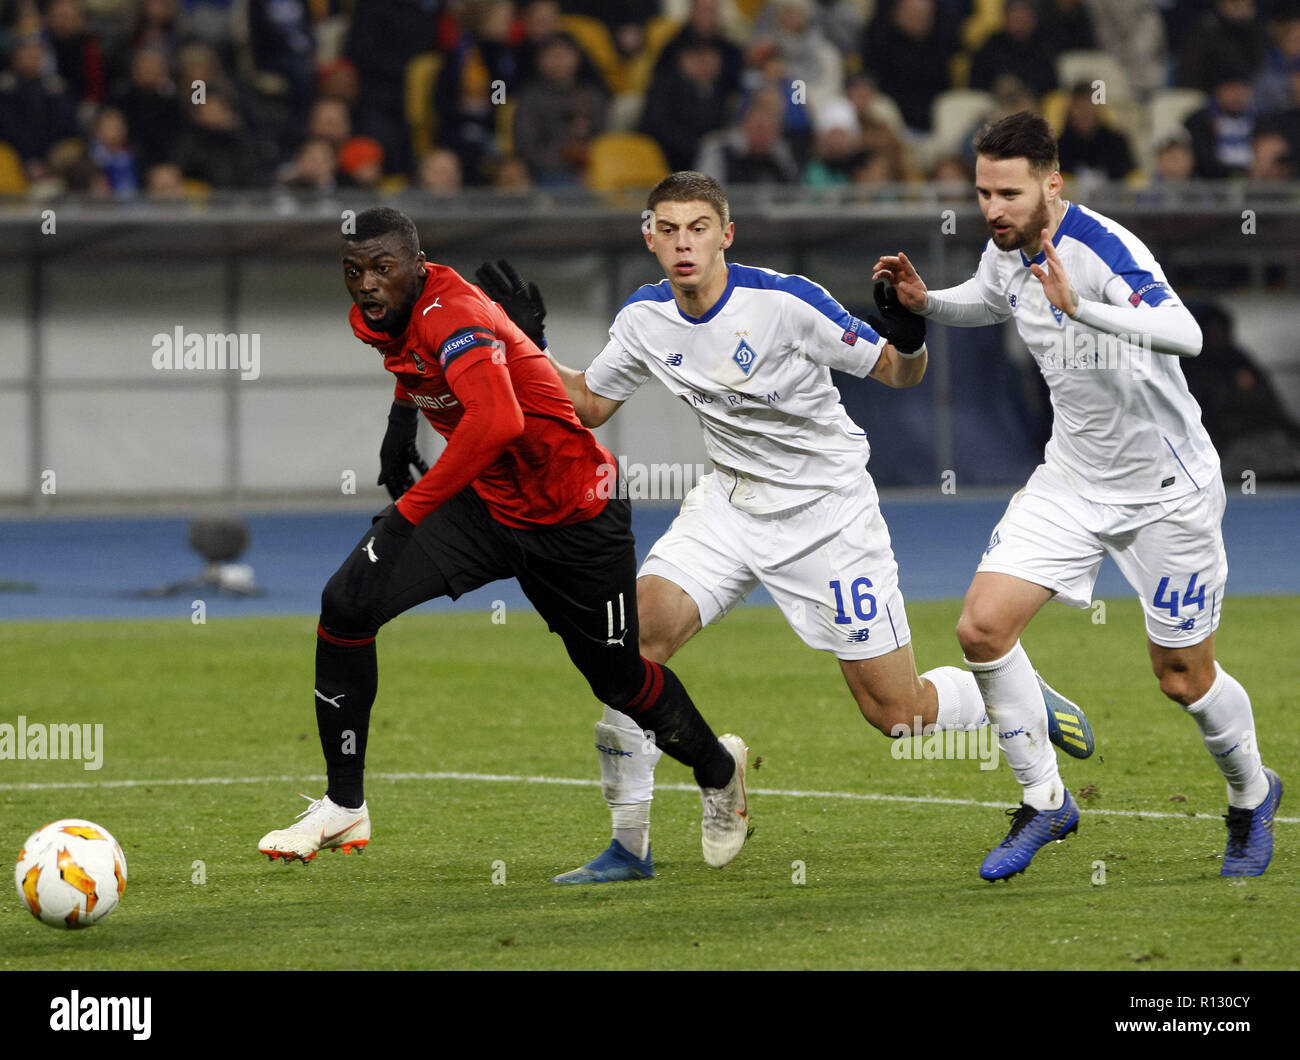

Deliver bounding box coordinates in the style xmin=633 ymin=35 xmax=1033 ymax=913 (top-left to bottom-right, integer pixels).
xmin=1149 ymin=88 xmax=1206 ymax=147
xmin=1055 ymin=50 xmax=1132 ymax=102
xmin=181 ymin=178 xmax=211 ymax=201
xmin=314 ymin=14 xmax=349 ymax=64
xmin=924 ymin=89 xmax=994 ymax=167
xmin=0 ymin=142 xmax=27 ymax=195
xmin=607 ymin=91 xmax=646 ymax=134
xmin=560 ymin=14 xmax=623 ymax=93
xmin=495 ymin=97 xmax=517 ymax=156
xmin=1041 ymin=88 xmax=1069 ymax=134
xmin=961 ymin=0 xmax=1007 ymax=52
xmin=586 ymin=132 xmax=670 ymax=192
xmin=949 ymin=50 xmax=972 ymax=91
xmin=867 ymin=92 xmax=905 ymax=133
xmin=621 ymin=16 xmax=684 ymax=96
xmin=405 ymin=52 xmax=443 ymax=162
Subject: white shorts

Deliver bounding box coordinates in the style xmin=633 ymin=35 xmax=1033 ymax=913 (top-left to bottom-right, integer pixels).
xmin=977 ymin=463 xmax=1228 ymax=648
xmin=640 ymin=472 xmax=912 ymax=660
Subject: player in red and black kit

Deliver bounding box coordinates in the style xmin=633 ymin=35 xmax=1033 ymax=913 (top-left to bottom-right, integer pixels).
xmin=258 ymin=207 xmax=750 ymax=867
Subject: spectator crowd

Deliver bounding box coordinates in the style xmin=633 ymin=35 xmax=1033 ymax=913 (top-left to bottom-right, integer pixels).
xmin=0 ymin=0 xmax=1298 ymax=200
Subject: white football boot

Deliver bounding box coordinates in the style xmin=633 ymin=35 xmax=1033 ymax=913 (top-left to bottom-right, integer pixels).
xmin=258 ymin=794 xmax=370 ymax=862
xmin=700 ymin=733 xmax=751 ymax=867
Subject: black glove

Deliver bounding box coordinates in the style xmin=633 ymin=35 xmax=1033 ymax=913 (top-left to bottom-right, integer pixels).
xmin=866 ymin=281 xmax=926 ymax=355
xmin=475 ymin=259 xmax=547 ymax=349
xmin=377 ymin=401 xmax=429 ymax=501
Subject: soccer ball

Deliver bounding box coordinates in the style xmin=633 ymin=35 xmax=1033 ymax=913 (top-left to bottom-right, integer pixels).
xmin=14 ymin=819 xmax=127 ymax=929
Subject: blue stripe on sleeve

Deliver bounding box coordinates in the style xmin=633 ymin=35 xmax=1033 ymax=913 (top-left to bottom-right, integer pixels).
xmin=1059 ymin=205 xmax=1172 ymax=307
xmin=729 ymin=264 xmax=857 ymax=330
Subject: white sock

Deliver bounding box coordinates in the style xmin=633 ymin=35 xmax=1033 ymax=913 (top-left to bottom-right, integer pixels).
xmin=612 ymin=802 xmax=651 ymax=860
xmin=924 ymin=665 xmax=989 ymax=731
xmin=966 ymin=641 xmax=1062 ymax=810
xmin=1185 ymin=663 xmax=1268 ymax=809
xmin=597 ymin=704 xmax=659 ymax=859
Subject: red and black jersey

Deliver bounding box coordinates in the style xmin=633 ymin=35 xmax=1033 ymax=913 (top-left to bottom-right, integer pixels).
xmin=349 ymin=262 xmax=613 ymax=529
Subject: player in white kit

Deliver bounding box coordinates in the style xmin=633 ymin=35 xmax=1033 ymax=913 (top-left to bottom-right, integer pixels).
xmin=477 ymin=170 xmax=1094 ymax=883
xmin=873 ymin=112 xmax=1282 ymax=879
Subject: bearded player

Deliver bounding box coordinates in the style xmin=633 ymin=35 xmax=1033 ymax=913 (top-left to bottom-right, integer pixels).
xmin=257 ymin=206 xmax=748 ymax=868
xmin=478 ymin=171 xmax=1095 ymax=884
xmin=874 ymin=112 xmax=1281 ymax=879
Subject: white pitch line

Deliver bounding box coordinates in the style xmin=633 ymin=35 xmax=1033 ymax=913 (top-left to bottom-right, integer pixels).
xmin=0 ymin=769 xmax=1294 ymax=824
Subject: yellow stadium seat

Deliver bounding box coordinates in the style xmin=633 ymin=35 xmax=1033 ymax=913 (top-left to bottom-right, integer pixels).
xmin=621 ymin=16 xmax=683 ymax=96
xmin=586 ymin=132 xmax=670 ymax=192
xmin=1041 ymin=88 xmax=1070 ymax=134
xmin=495 ymin=97 xmax=517 ymax=156
xmin=405 ymin=52 xmax=443 ymax=162
xmin=962 ymin=0 xmax=1006 ymax=52
xmin=560 ymin=13 xmax=622 ymax=93
xmin=181 ymin=178 xmax=211 ymax=201
xmin=950 ymin=51 xmax=971 ymax=90
xmin=0 ymin=141 xmax=27 ymax=195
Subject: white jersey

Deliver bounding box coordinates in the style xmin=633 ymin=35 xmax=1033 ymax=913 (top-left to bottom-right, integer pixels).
xmin=584 ymin=262 xmax=886 ymax=514
xmin=930 ymin=202 xmax=1219 ymax=504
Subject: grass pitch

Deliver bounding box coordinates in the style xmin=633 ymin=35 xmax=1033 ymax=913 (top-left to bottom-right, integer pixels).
xmin=1 ymin=598 xmax=1296 ymax=971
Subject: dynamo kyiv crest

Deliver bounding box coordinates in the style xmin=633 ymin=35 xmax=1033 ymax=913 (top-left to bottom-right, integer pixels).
xmin=732 ymin=337 xmax=757 ymax=374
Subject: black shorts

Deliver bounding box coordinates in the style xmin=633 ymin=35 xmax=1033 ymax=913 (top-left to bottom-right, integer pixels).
xmin=321 ymin=489 xmax=643 ymax=704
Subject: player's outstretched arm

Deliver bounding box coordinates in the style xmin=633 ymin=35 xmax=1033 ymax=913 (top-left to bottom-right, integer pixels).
xmin=866 ymin=281 xmax=927 ymax=388
xmin=1032 ymin=233 xmax=1202 ymax=358
xmin=475 ymin=257 xmax=625 ymax=427
xmin=871 ymin=252 xmax=927 ymax=312
xmin=476 ymin=259 xmax=547 ymax=348
xmin=879 ymin=249 xmax=1009 ymax=327
xmin=870 ymin=342 xmax=928 ymax=388
xmin=549 ymin=359 xmax=624 ymax=428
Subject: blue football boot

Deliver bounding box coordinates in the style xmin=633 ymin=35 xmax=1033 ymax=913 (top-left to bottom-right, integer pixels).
xmin=552 ymin=839 xmax=655 ymax=884
xmin=1221 ymin=767 xmax=1282 ymax=877
xmin=980 ymin=790 xmax=1080 ymax=881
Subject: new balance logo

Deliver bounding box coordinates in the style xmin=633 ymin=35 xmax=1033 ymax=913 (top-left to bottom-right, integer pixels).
xmin=665 ymin=353 xmax=683 ymax=366
xmin=314 ymin=689 xmax=346 ymax=709
xmin=845 ymin=629 xmax=871 ymax=643
xmin=364 ymin=538 xmax=378 ymax=563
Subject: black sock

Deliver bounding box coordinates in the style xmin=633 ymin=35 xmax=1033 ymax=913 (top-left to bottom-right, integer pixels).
xmin=314 ymin=625 xmax=377 ymax=808
xmin=622 ymin=661 xmax=734 ymax=789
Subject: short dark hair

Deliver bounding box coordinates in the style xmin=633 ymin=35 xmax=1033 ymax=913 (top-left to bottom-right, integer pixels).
xmin=972 ymin=111 xmax=1059 ymax=176
xmin=646 ymin=170 xmax=730 ymax=226
xmin=346 ymin=206 xmax=421 ymax=256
